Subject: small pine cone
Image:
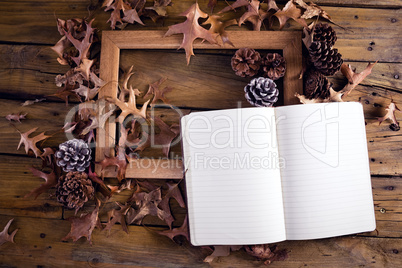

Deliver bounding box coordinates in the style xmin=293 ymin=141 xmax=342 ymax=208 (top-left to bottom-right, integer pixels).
xmin=55 ymin=139 xmax=91 ymax=172
xmin=56 ymin=171 xmax=94 ymax=211
xmin=244 ymin=77 xmax=279 ymax=107
xmin=231 ymin=48 xmax=262 ymax=77
xmin=313 ymin=23 xmax=337 ymax=47
xmin=304 ymin=70 xmax=331 ymax=99
xmin=309 ymin=41 xmax=343 ymax=76
xmin=262 ymin=53 xmax=286 ymax=80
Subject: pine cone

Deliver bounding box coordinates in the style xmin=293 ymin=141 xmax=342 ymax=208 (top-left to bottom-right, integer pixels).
xmin=56 ymin=139 xmax=91 ymax=172
xmin=309 ymin=41 xmax=343 ymax=76
xmin=262 ymin=53 xmax=286 ymax=80
xmin=313 ymin=23 xmax=337 ymax=47
xmin=55 ymin=171 xmax=94 ymax=211
xmin=304 ymin=70 xmax=331 ymax=99
xmin=231 ymin=48 xmax=262 ymax=77
xmin=244 ymin=77 xmax=279 ymax=107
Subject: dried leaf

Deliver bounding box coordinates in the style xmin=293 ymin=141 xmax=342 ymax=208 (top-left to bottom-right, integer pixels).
xmin=21 ymin=98 xmax=45 ymax=106
xmin=81 ymin=105 xmax=115 ymax=135
xmin=218 ymin=0 xmax=249 ymax=14
xmin=158 ymin=182 xmax=185 ymax=228
xmin=17 ymin=127 xmax=49 ymax=157
xmin=294 ymin=0 xmax=333 ymax=22
xmin=126 ymin=187 xmax=171 ymax=225
xmin=106 ymin=88 xmax=150 ymax=123
xmin=62 ymin=19 xmax=95 ymax=68
xmin=131 ymin=117 xmax=180 ymax=157
xmin=6 ymin=113 xmax=27 ymax=123
xmin=98 ymin=153 xmax=128 ymax=183
xmin=273 ymin=1 xmax=307 ymax=30
xmin=164 ymin=3 xmax=217 ymax=65
xmin=25 ymin=167 xmax=58 ymax=199
xmin=88 ymin=166 xmax=108 ymax=189
xmin=240 ymin=0 xmax=271 ymax=31
xmin=204 ymin=245 xmax=243 ymax=263
xmin=302 ymin=22 xmax=315 ymax=49
xmin=203 ymin=15 xmax=237 ymax=46
xmin=62 ymin=200 xmax=101 ymax=244
xmin=333 ymin=62 xmax=377 ymax=101
xmin=158 ymin=215 xmax=189 ymax=242
xmin=208 ymin=0 xmax=217 ymax=13
xmin=0 ymin=219 xmax=18 ymax=246
xmin=144 ymin=77 xmax=173 ymax=105
xmin=104 ymin=202 xmax=130 ymax=234
xmin=378 ymin=101 xmax=401 ymax=130
xmin=245 ymin=244 xmax=288 ymax=265
xmin=145 ymin=0 xmax=171 ymax=17
xmin=103 ymin=0 xmax=144 ymax=29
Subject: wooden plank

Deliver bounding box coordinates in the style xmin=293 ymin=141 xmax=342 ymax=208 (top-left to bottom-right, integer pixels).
xmin=0 ymin=42 xmax=399 ymax=101
xmin=1 ymin=149 xmax=401 ymax=237
xmin=0 ymin=87 xmax=401 ymax=176
xmin=0 ymin=216 xmax=401 ymax=267
xmin=0 ymin=1 xmax=400 ymax=63
xmin=0 ymin=155 xmax=63 ymax=219
xmin=102 ymin=159 xmax=184 ymax=179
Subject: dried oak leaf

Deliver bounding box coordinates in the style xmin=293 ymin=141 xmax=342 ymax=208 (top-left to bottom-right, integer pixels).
xmin=164 ymin=3 xmax=217 ymax=65
xmin=144 ymin=77 xmax=173 ymax=105
xmin=119 ymin=65 xmax=139 ymax=101
xmin=98 ymin=153 xmax=128 ymax=183
xmin=294 ymin=0 xmax=332 ymax=21
xmin=62 ymin=200 xmax=101 ymax=244
xmin=145 ymin=0 xmax=171 ymax=17
xmin=331 ymin=62 xmax=377 ymax=102
xmin=203 ymin=15 xmax=237 ymax=46
xmin=0 ymin=219 xmax=18 ymax=246
xmin=17 ymin=127 xmax=49 ymax=157
xmin=378 ymin=101 xmax=401 ymax=131
xmin=245 ymin=244 xmax=288 ymax=265
xmin=238 ymin=0 xmax=270 ymax=31
xmin=62 ymin=19 xmax=95 ymax=71
xmin=103 ymin=0 xmax=144 ymax=29
xmin=81 ymin=104 xmax=115 ymax=135
xmin=208 ymin=0 xmax=217 ymax=13
xmin=6 ymin=113 xmax=27 ymax=123
xmin=302 ymin=22 xmax=315 ymax=49
xmin=106 ymin=88 xmax=150 ymax=123
xmin=126 ymin=187 xmax=172 ymax=225
xmin=273 ymin=1 xmax=307 ymax=30
xmin=104 ymin=202 xmax=130 ymax=234
xmin=218 ymin=0 xmax=249 ymax=14
xmin=204 ymin=245 xmax=243 ymax=263
xmin=158 ymin=215 xmax=189 ymax=242
xmin=25 ymin=167 xmax=58 ymax=199
xmin=158 ymin=182 xmax=185 ymax=229
xmin=131 ymin=117 xmax=180 ymax=157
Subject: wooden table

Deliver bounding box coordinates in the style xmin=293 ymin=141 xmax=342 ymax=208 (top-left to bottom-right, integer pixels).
xmin=0 ymin=0 xmax=401 ymax=267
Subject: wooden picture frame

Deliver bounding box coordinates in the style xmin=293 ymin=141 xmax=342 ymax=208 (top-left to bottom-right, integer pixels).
xmin=95 ymin=30 xmax=302 ymax=179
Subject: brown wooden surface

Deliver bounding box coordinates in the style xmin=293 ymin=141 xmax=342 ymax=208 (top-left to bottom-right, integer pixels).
xmin=0 ymin=0 xmax=401 ymax=267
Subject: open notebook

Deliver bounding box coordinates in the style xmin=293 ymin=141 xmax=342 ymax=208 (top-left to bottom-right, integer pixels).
xmin=181 ymin=102 xmax=376 ymax=246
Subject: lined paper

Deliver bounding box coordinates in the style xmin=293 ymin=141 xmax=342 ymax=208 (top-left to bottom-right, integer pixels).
xmin=275 ymin=102 xmax=376 ymax=240
xmin=182 ymin=108 xmax=286 ymax=246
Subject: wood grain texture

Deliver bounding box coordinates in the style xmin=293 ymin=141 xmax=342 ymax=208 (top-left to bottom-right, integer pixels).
xmin=0 ymin=1 xmax=400 ymax=62
xmin=0 ymin=216 xmax=401 ymax=267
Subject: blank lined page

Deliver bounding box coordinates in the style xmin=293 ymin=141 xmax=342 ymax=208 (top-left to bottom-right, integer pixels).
xmin=181 ymin=107 xmax=286 ymax=246
xmin=275 ymin=102 xmax=376 ymax=240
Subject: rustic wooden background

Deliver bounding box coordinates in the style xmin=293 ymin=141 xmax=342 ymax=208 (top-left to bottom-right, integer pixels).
xmin=0 ymin=0 xmax=401 ymax=267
